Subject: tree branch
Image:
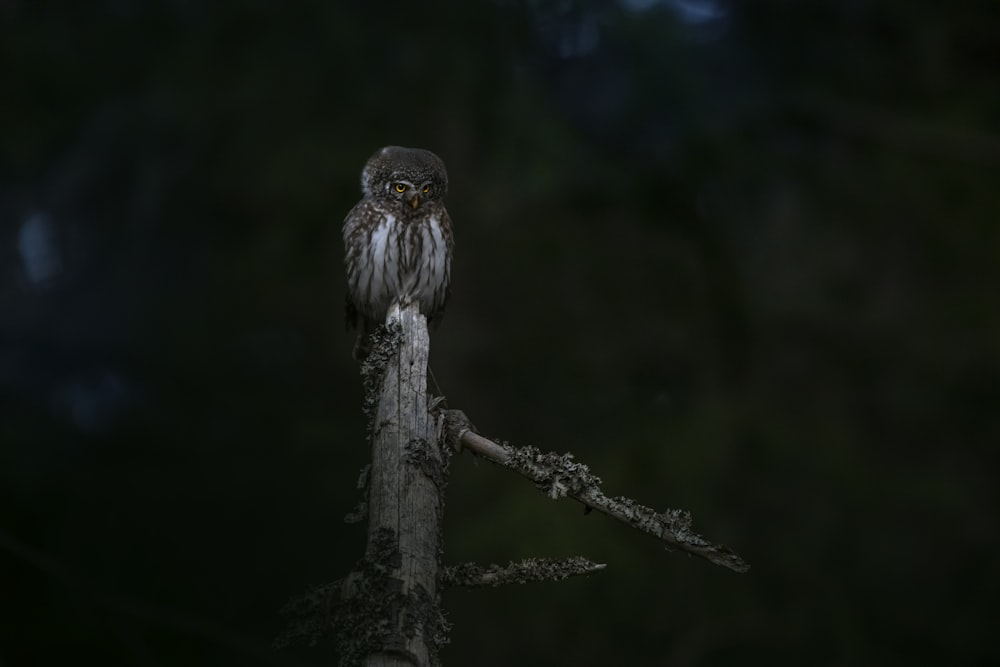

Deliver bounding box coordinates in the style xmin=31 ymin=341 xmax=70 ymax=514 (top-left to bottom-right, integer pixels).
xmin=443 ymin=558 xmax=606 ymax=588
xmin=441 ymin=411 xmax=749 ymax=574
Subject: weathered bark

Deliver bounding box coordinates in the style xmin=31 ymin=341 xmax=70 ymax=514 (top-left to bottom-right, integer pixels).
xmin=353 ymin=302 xmax=448 ymax=667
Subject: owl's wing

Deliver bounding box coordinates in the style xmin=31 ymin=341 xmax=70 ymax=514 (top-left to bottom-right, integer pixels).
xmin=427 ymin=204 xmax=454 ymax=325
xmin=342 ymin=200 xmax=367 ymax=332
xmin=342 ymin=198 xmax=387 ymax=332
xmin=342 ymin=198 xmax=379 ymax=241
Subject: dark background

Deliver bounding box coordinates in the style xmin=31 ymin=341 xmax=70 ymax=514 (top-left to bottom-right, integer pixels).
xmin=2 ymin=1 xmax=998 ymax=665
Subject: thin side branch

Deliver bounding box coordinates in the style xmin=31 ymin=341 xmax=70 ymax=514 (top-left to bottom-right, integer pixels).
xmin=443 ymin=557 xmax=606 ymax=588
xmin=441 ymin=411 xmax=749 ymax=573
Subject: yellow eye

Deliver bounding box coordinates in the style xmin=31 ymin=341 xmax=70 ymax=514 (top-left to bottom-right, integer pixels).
xmin=394 ymin=183 xmax=407 ymax=193
xmin=422 ymin=185 xmax=430 ymax=194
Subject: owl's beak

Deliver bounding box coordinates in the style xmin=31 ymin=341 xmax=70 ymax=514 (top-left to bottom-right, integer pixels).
xmin=409 ymin=195 xmax=421 ymax=209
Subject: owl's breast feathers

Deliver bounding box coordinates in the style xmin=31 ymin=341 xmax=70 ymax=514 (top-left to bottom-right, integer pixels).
xmin=343 ymin=198 xmax=453 ymax=328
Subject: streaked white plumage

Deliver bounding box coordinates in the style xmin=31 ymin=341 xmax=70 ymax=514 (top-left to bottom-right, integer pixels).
xmin=342 ymin=146 xmax=454 ymax=358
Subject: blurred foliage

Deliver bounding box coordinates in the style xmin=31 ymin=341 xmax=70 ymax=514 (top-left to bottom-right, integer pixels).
xmin=1 ymin=0 xmax=998 ymax=665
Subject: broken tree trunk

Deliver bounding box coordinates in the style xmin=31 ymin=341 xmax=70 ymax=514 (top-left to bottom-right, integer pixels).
xmin=349 ymin=302 xmax=448 ymax=667
xmin=275 ymin=300 xmax=748 ymax=665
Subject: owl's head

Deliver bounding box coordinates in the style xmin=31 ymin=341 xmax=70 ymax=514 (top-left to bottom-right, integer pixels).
xmin=361 ymin=146 xmax=448 ymax=210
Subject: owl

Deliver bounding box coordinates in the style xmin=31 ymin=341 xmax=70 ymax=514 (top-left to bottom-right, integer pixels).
xmin=343 ymin=146 xmax=454 ymax=359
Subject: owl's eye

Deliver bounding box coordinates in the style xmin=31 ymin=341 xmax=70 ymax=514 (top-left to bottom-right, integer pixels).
xmin=422 ymin=185 xmax=430 ymax=194
xmin=394 ymin=183 xmax=407 ymax=193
